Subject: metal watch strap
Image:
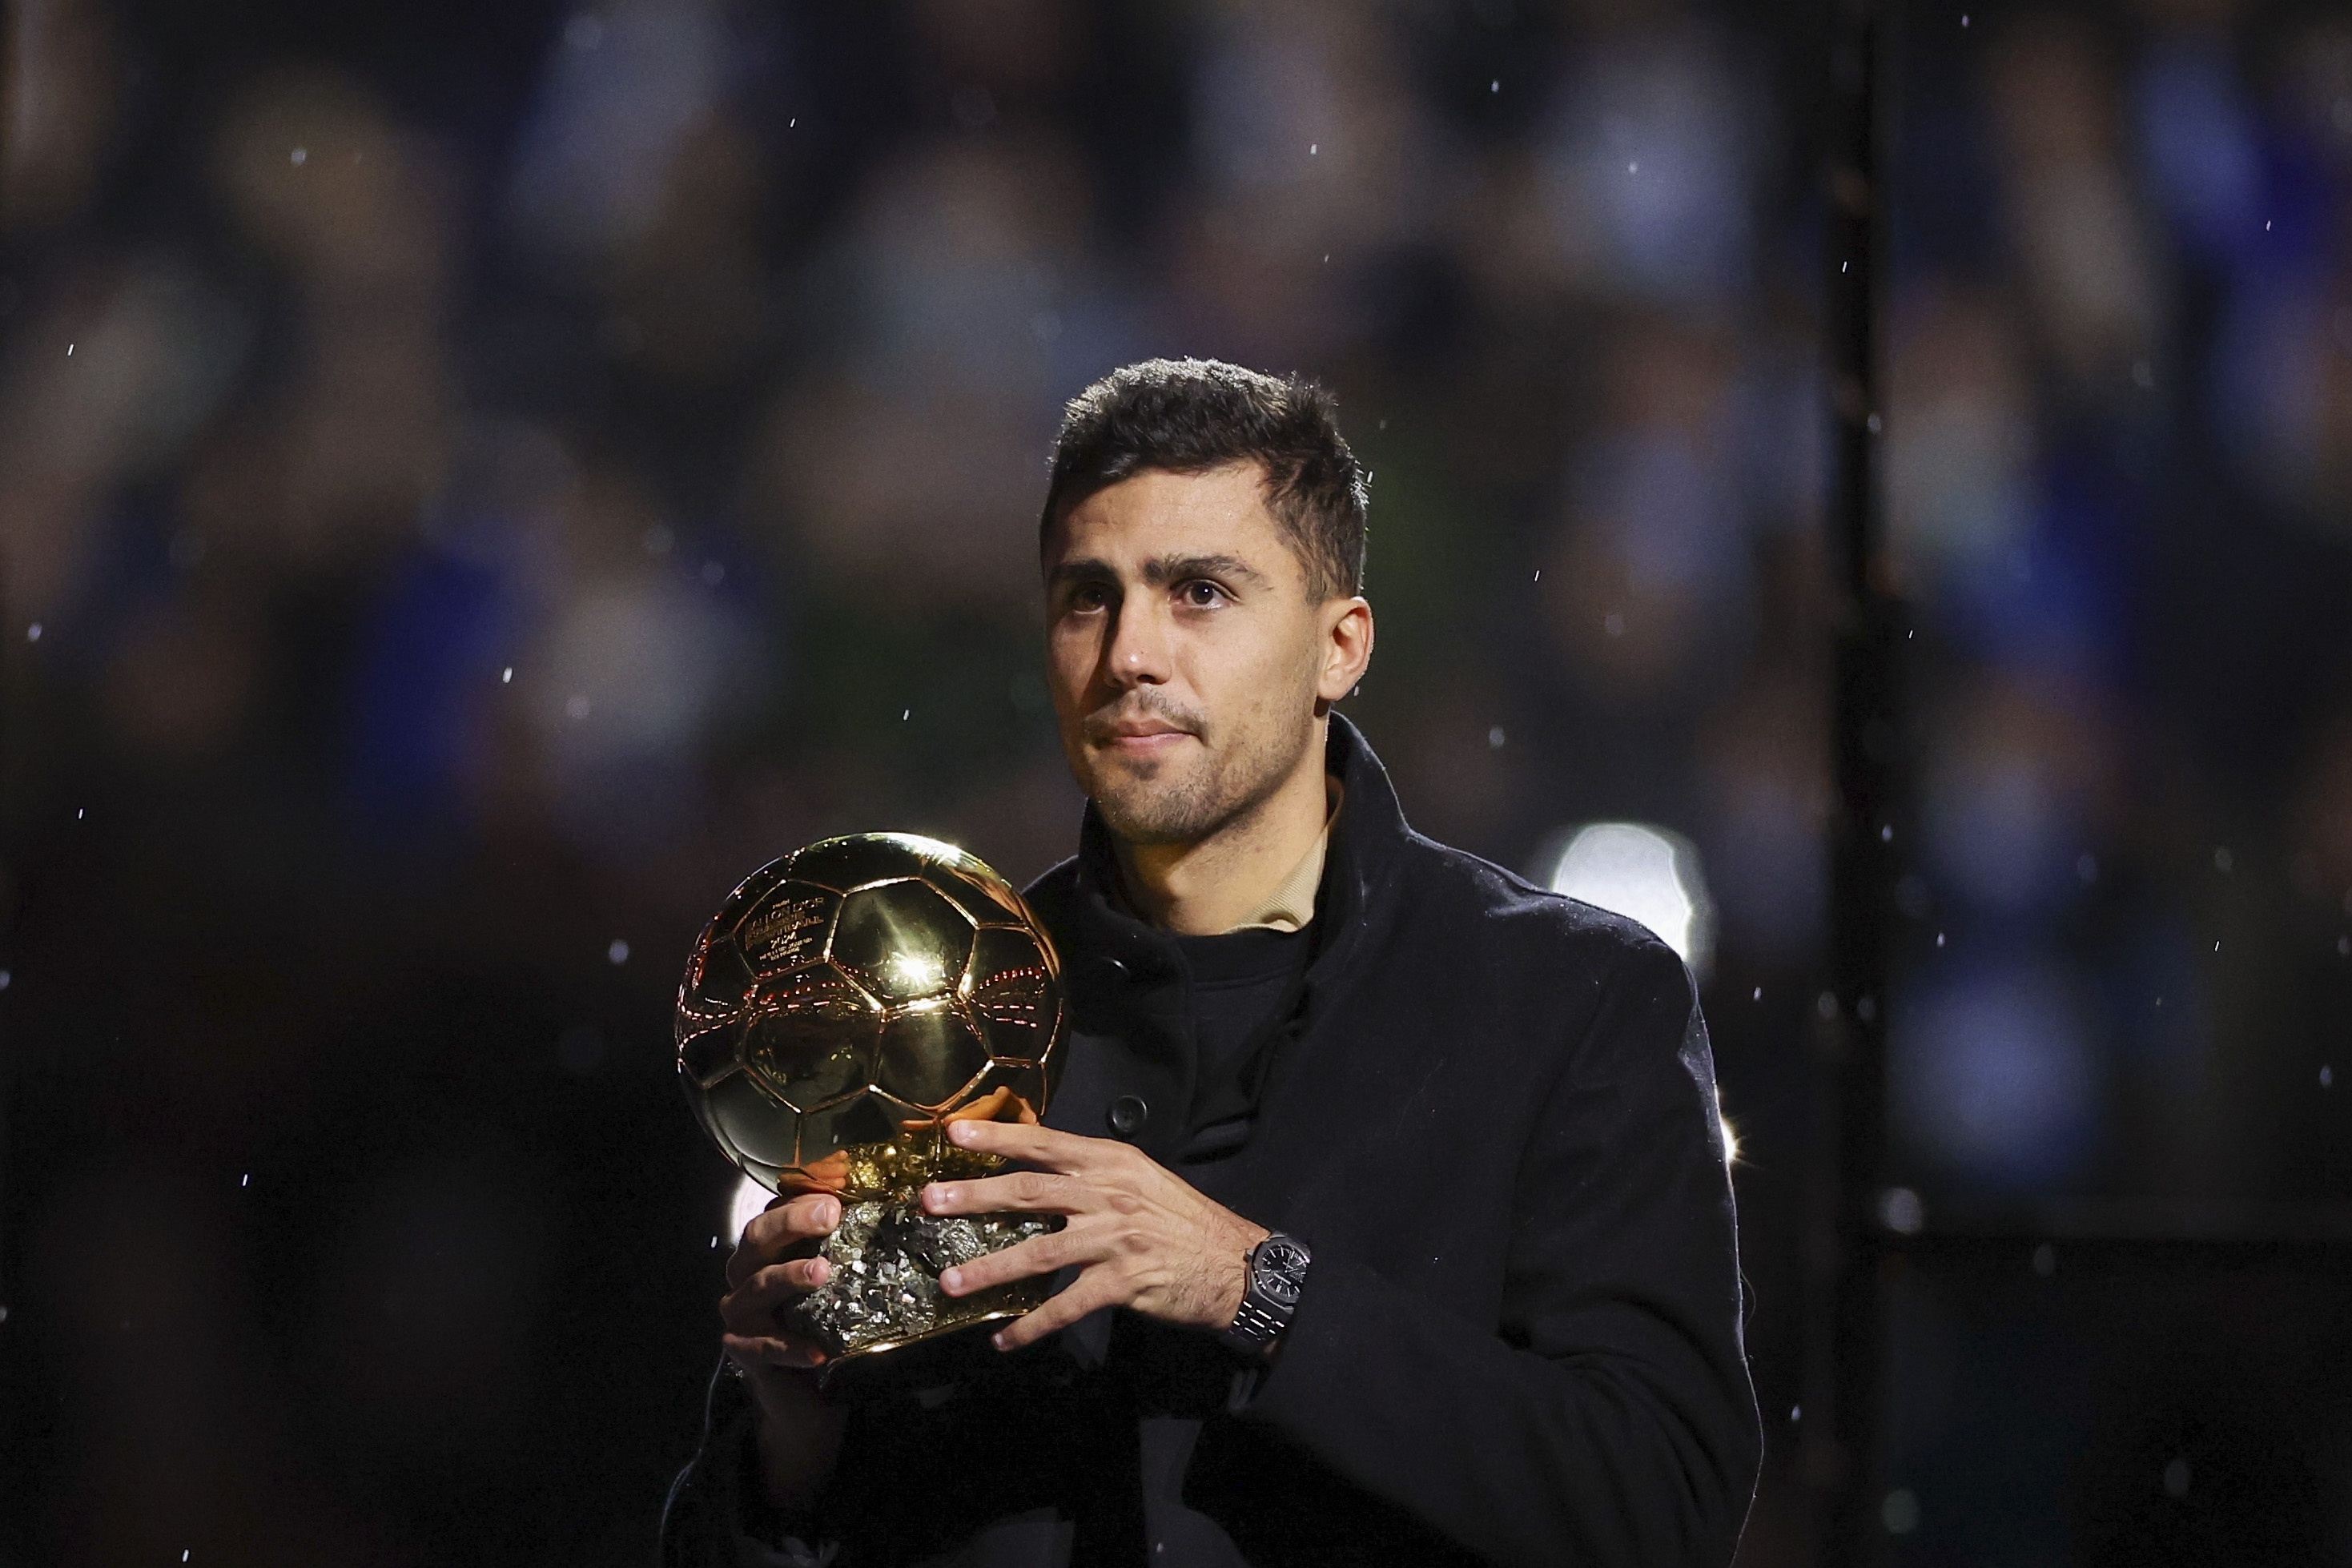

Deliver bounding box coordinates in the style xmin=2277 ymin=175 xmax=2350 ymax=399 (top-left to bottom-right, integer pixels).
xmin=1224 ymin=1232 xmax=1309 ymax=1352
xmin=1228 ymin=1294 xmax=1289 ymax=1347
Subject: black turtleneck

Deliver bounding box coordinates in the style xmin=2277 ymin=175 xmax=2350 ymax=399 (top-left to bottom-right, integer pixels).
xmin=1172 ymin=924 xmax=1315 ymax=1157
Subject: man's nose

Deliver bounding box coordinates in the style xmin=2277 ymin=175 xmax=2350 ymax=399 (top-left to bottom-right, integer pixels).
xmin=1103 ymin=600 xmax=1172 ymax=687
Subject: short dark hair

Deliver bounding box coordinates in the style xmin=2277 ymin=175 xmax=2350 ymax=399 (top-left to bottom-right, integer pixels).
xmin=1039 ymin=359 xmax=1368 ymax=601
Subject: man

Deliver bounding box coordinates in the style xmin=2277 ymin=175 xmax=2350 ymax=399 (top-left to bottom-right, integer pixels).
xmin=663 ymin=360 xmax=1759 ymax=1566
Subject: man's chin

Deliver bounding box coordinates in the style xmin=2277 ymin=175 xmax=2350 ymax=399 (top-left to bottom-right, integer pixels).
xmin=1088 ymin=775 xmax=1220 ymax=847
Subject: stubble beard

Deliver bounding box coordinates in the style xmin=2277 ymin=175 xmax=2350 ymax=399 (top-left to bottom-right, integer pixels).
xmin=1086 ymin=708 xmax=1315 ymax=850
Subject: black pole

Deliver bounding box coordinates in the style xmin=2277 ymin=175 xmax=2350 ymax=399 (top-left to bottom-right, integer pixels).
xmin=1807 ymin=0 xmax=1899 ymax=1561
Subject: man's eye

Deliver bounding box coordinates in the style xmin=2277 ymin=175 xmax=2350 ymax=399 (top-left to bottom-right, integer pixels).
xmin=1180 ymin=581 xmax=1224 ymax=608
xmin=1068 ymin=585 xmax=1110 ymax=611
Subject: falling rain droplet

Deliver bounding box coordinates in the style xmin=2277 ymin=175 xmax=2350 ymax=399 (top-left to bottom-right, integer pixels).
xmin=241 ymin=1173 xmax=249 ymax=1187
xmin=2323 ymin=1066 xmax=2335 ymax=1088
xmin=291 ymin=147 xmax=307 ymax=166
xmin=26 ymin=623 xmax=40 ymax=641
xmin=902 ymin=708 xmax=911 ymax=722
xmin=66 ymin=344 xmax=74 ymax=356
xmin=609 ymin=939 xmax=630 ymax=965
xmin=1309 ymin=143 xmax=1317 ymax=155
xmin=1936 ymin=931 xmax=1946 ymax=947
xmin=1752 ymin=987 xmax=1762 ymax=1001
xmin=1487 ymin=726 xmax=1506 ymax=749
xmin=1490 ymin=80 xmax=1500 ymax=93
xmin=501 ymin=666 xmax=513 ymax=683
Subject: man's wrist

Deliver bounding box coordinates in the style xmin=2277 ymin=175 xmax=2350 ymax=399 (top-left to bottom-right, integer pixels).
xmin=1222 ymin=1220 xmax=1273 ymax=1323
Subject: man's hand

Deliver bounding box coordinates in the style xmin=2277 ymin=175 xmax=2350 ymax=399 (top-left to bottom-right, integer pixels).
xmin=720 ymin=1192 xmax=848 ymax=1508
xmin=919 ymin=1120 xmax=1271 ymax=1351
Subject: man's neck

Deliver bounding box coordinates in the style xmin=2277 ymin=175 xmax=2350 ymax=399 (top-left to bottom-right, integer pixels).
xmin=1113 ymin=725 xmax=1330 ymax=937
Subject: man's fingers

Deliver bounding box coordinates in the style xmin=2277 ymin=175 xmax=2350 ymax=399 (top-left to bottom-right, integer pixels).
xmin=722 ymin=1258 xmax=833 ymax=1329
xmin=726 ymin=1192 xmax=841 ymax=1289
xmin=991 ymin=1275 xmax=1119 ymax=1353
xmin=746 ymin=1191 xmax=842 ymax=1248
xmin=943 ymin=1118 xmax=1106 ymax=1171
xmin=921 ymin=1168 xmax=1078 ymax=1218
xmin=722 ymin=1331 xmax=828 ymax=1372
xmin=938 ymin=1229 xmax=1078 ymax=1298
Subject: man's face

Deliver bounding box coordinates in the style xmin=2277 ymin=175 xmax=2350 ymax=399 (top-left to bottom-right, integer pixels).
xmin=1043 ymin=464 xmax=1353 ymax=846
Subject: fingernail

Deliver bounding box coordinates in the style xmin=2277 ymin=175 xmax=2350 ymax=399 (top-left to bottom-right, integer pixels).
xmin=818 ymin=1199 xmax=839 ymax=1228
xmin=923 ymin=1184 xmax=947 ymax=1209
xmin=991 ymin=1332 xmax=1008 ymax=1351
xmin=940 ymin=1267 xmax=963 ymax=1293
xmin=810 ymin=1259 xmax=831 ymax=1285
xmin=948 ymin=1122 xmax=976 ymax=1144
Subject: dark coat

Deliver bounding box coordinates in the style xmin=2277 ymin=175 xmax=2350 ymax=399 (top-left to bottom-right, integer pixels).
xmin=662 ymin=716 xmax=1759 ymax=1567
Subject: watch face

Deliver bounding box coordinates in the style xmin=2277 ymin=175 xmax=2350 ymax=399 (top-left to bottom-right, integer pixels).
xmin=1254 ymin=1237 xmax=1310 ymax=1307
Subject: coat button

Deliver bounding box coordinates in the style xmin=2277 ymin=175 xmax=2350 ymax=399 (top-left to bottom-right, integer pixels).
xmin=1107 ymin=1095 xmax=1149 ymax=1139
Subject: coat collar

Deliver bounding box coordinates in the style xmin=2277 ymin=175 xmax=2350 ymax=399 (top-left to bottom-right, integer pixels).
xmin=1054 ymin=712 xmax=1407 ymax=1015
xmin=1027 ymin=714 xmax=1405 ymax=1164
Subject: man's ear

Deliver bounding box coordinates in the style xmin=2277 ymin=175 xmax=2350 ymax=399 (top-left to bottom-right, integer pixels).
xmin=1316 ymin=597 xmax=1374 ymax=705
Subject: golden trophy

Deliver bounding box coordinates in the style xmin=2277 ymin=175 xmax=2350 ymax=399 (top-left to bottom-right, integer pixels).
xmin=675 ymin=834 xmax=1066 ymax=1373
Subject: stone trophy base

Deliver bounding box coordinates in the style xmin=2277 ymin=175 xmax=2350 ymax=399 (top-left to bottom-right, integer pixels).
xmin=783 ymin=1136 xmax=1060 ymax=1388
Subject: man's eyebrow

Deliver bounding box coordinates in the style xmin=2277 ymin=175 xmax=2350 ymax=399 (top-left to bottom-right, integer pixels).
xmin=1140 ymin=553 xmax=1271 ymax=590
xmin=1047 ymin=557 xmax=1118 ymax=589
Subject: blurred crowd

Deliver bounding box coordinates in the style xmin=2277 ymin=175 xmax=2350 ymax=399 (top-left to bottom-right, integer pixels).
xmin=0 ymin=0 xmax=2348 ymax=1563
xmin=1883 ymin=1 xmax=2352 ymax=1211
xmin=0 ymin=0 xmax=1833 ymax=959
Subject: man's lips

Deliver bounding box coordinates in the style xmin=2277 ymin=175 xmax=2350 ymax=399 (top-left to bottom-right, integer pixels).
xmin=1090 ymin=720 xmax=1196 ymax=750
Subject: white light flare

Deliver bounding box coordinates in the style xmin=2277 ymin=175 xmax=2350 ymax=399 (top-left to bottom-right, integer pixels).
xmin=1546 ymin=822 xmax=1715 ymax=982
xmin=727 ymin=1173 xmax=772 ymax=1249
xmin=890 ymin=953 xmax=943 ymax=993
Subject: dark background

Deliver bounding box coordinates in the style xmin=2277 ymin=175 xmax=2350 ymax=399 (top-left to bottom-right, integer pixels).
xmin=0 ymin=0 xmax=2346 ymax=1562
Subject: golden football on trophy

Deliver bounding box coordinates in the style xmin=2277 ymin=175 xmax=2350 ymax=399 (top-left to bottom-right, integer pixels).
xmin=676 ymin=833 xmax=1066 ymax=1366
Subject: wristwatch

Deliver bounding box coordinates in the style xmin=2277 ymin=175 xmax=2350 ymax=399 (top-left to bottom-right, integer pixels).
xmin=1224 ymin=1232 xmax=1312 ymax=1353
